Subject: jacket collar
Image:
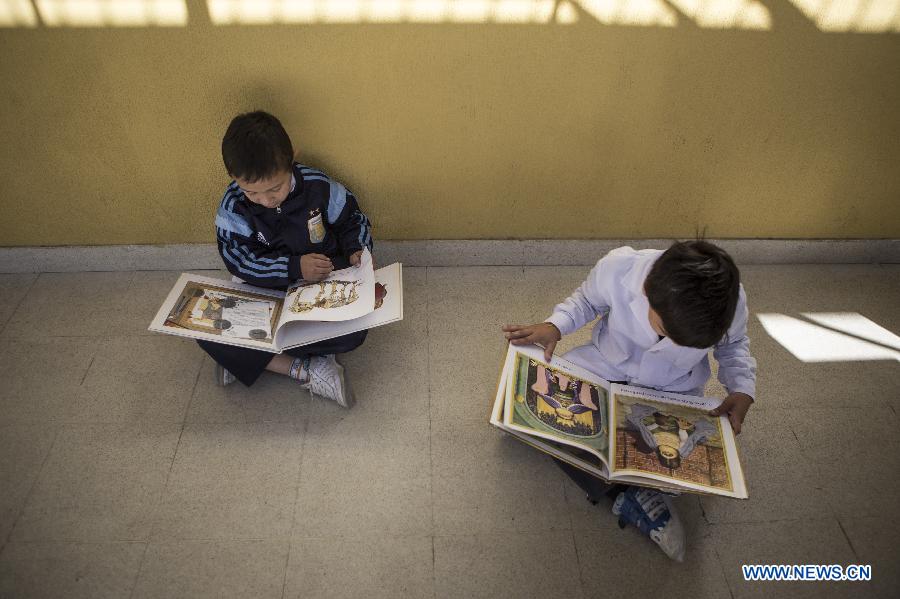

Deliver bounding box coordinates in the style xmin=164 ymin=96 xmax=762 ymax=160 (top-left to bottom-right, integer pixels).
xmin=624 ymin=251 xmax=662 ymax=349
xmin=244 ymin=165 xmax=306 ymax=216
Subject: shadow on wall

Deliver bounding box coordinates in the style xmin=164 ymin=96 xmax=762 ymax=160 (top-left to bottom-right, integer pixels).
xmin=2 ymin=0 xmax=899 ymax=33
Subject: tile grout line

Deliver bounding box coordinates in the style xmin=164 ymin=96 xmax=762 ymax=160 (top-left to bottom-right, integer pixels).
xmin=0 ymin=423 xmax=60 ymax=557
xmin=78 ymin=356 xmax=95 ymax=386
xmin=711 ymin=543 xmax=737 ymax=599
xmin=835 ymin=518 xmax=861 ymax=562
xmin=127 ymin=357 xmax=203 ymax=599
xmin=0 ymin=272 xmax=40 ymax=338
xmin=280 ymin=401 xmax=311 ymax=599
xmin=425 ymin=266 xmax=437 ymax=598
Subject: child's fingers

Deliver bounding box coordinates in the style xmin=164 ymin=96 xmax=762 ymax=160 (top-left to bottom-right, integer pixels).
xmin=730 ymin=413 xmax=742 ymax=435
xmin=543 ymin=340 xmax=557 ymax=362
xmin=504 ymin=329 xmax=532 ymax=340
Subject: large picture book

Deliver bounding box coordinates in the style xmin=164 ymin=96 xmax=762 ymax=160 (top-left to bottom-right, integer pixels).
xmin=490 ymin=344 xmax=748 ymax=498
xmin=149 ymin=248 xmax=403 ymax=353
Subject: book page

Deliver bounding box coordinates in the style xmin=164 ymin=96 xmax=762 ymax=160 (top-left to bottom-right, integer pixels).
xmin=490 ymin=350 xmax=691 ymax=493
xmin=275 ymin=263 xmax=403 ymax=350
xmin=148 ymin=273 xmax=285 ymax=352
xmin=608 ymin=384 xmax=748 ymax=498
xmin=501 ymin=344 xmax=611 ymax=465
xmin=278 ymin=247 xmax=376 ymax=324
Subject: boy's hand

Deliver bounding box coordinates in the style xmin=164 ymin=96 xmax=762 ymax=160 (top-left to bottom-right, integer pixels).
xmin=709 ymin=392 xmax=753 ymax=434
xmin=350 ymin=250 xmax=375 ymax=269
xmin=502 ymin=323 xmax=562 ymax=362
xmin=300 ymin=253 xmax=333 ymax=281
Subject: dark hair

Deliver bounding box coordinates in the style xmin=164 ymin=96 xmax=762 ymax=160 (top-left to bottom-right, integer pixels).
xmin=644 ymin=240 xmax=740 ymax=349
xmin=221 ymin=111 xmax=294 ymax=182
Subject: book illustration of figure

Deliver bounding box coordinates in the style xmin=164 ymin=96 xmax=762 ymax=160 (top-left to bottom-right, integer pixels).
xmin=290 ymin=280 xmax=360 ymax=313
xmin=626 ymin=404 xmax=716 ymax=469
xmin=522 ymin=359 xmax=602 ymax=438
xmin=614 ymin=394 xmax=731 ymax=491
xmin=375 ymin=282 xmax=387 ymax=310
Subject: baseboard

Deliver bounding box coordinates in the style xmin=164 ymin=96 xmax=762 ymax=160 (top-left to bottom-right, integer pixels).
xmin=0 ymin=239 xmax=897 ymax=273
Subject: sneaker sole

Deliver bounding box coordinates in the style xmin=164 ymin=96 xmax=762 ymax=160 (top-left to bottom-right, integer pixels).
xmin=332 ymin=360 xmax=355 ymax=409
xmin=214 ymin=363 xmax=228 ymax=387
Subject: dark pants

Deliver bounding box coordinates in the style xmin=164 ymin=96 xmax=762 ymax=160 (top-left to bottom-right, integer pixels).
xmin=553 ymin=459 xmax=624 ymax=504
xmin=553 ymin=379 xmax=627 ymax=504
xmin=197 ymin=329 xmax=368 ymax=387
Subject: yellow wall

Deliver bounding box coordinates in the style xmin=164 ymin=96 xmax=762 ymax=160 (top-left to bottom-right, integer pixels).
xmin=1 ymin=3 xmax=899 ymax=245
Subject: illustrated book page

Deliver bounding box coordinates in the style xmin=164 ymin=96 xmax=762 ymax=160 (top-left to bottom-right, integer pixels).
xmin=279 ymin=247 xmax=376 ymax=324
xmin=148 ymin=273 xmax=285 ymax=352
xmin=609 ymin=384 xmax=748 ymax=498
xmin=275 ymin=262 xmax=403 ymax=350
xmin=501 ymin=344 xmax=611 ymax=466
xmin=491 ymin=350 xmax=685 ymax=490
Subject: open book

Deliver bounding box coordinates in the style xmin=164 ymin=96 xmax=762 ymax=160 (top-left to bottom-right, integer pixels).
xmin=491 ymin=344 xmax=748 ymax=498
xmin=149 ymin=248 xmax=403 ymax=353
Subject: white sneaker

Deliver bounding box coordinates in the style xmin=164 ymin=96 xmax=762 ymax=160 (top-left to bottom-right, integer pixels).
xmin=215 ymin=363 xmax=236 ymax=387
xmin=612 ymin=486 xmax=686 ymax=561
xmin=304 ymin=355 xmax=353 ymax=408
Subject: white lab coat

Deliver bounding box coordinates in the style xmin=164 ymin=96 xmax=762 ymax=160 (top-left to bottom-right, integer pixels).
xmin=546 ymin=247 xmax=757 ymax=398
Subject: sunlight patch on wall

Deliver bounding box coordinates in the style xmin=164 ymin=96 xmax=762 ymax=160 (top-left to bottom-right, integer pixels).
xmin=34 ymin=0 xmax=187 ymax=27
xmin=208 ymin=0 xmax=553 ymax=24
xmin=791 ymin=0 xmax=900 ymax=32
xmin=757 ymin=312 xmax=900 ymax=363
xmin=575 ymin=0 xmax=677 ymax=27
xmin=205 ymin=0 xmax=686 ymax=26
xmin=667 ymin=0 xmax=770 ymax=30
xmin=0 ymin=0 xmax=39 ymax=26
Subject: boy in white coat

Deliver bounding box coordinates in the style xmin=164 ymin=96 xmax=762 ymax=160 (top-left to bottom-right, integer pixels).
xmin=503 ymin=241 xmax=757 ymax=560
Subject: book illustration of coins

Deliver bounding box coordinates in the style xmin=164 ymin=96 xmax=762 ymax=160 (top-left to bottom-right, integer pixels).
xmin=165 ymin=281 xmax=280 ymax=343
xmin=289 ymin=279 xmax=360 ymax=313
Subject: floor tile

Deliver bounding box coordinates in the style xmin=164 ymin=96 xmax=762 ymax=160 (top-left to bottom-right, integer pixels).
xmin=11 ymin=423 xmax=180 ymax=542
xmin=70 ymin=336 xmax=203 ymax=423
xmin=711 ymin=519 xmax=858 ymax=599
xmin=302 ymin=411 xmax=430 ymax=480
xmin=433 ymin=532 xmax=583 ymax=599
xmin=0 ymin=274 xmax=37 ymax=335
xmin=284 ymin=535 xmax=433 ymax=599
xmin=785 ymin=407 xmax=900 ymax=519
xmin=0 ymin=541 xmax=146 ymax=599
xmin=0 ymin=425 xmax=57 ymax=545
xmin=0 ymin=338 xmax=96 ymax=423
xmin=839 ymin=516 xmax=898 ymax=598
xmin=132 ymin=540 xmax=288 ymax=599
xmin=293 ymin=475 xmax=432 ymax=537
xmin=1 ymin=272 xmax=136 ymax=338
xmin=432 ymin=470 xmax=566 ymax=536
xmin=152 ymin=422 xmax=303 ymax=541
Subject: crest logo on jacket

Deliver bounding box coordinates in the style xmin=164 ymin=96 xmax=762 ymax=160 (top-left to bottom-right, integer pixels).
xmin=307 ymin=208 xmax=326 ymax=244
xmin=256 ymin=231 xmax=269 ymax=246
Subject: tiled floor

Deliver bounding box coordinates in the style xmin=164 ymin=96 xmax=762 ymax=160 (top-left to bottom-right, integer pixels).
xmin=0 ymin=264 xmax=898 ymax=598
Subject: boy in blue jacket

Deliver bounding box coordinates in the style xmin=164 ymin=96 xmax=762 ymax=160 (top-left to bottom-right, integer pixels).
xmin=200 ymin=111 xmax=373 ymax=408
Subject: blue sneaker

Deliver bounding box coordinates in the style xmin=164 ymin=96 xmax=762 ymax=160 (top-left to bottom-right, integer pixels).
xmin=612 ymin=486 xmax=685 ymax=561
